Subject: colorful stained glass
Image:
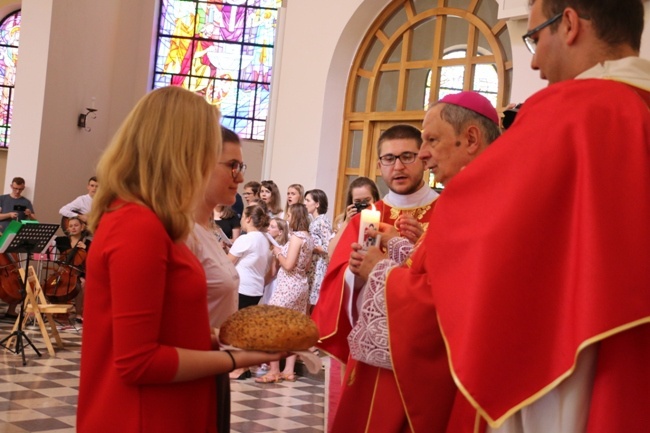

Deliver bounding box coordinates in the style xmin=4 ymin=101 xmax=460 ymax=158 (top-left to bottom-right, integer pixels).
xmin=154 ymin=0 xmax=282 ymax=140
xmin=0 ymin=10 xmax=20 ymax=149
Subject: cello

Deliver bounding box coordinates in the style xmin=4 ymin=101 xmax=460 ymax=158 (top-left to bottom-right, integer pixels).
xmin=0 ymin=252 xmax=23 ymax=304
xmin=44 ymin=236 xmax=88 ymax=304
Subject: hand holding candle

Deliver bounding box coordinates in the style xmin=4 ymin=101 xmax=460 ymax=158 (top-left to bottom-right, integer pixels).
xmin=358 ymin=205 xmax=381 ymax=250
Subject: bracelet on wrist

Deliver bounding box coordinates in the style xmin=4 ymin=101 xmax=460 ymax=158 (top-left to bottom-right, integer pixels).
xmin=224 ymin=350 xmax=236 ymax=372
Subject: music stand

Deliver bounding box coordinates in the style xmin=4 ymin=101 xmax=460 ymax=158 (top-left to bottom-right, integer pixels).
xmin=0 ymin=222 xmax=59 ymax=365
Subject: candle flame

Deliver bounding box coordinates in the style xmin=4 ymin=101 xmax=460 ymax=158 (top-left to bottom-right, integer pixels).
xmin=370 ymin=203 xmax=377 ymax=211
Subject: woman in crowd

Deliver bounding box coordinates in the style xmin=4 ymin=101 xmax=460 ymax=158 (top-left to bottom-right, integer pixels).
xmin=77 ymin=87 xmax=284 ymax=433
xmin=186 ymin=126 xmax=244 ymax=432
xmin=329 ymin=177 xmax=381 ymax=257
xmin=242 ymin=181 xmax=261 ymax=205
xmin=284 ymin=183 xmax=304 ymax=217
xmin=260 ymin=217 xmax=289 ymax=305
xmin=256 ymin=216 xmax=290 ymax=376
xmin=260 ymin=180 xmax=284 ymax=218
xmin=256 ymin=203 xmax=314 ymax=384
xmin=213 ymin=204 xmax=240 ymax=244
xmin=304 ymin=189 xmax=332 ymax=311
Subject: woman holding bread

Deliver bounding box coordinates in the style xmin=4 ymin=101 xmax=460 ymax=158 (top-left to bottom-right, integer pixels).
xmin=256 ymin=203 xmax=314 ymax=383
xmin=77 ymin=87 xmax=284 ymax=433
xmin=186 ymin=126 xmax=245 ymax=431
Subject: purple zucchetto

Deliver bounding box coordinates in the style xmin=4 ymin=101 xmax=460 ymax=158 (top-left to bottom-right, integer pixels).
xmin=438 ymin=91 xmax=500 ymax=125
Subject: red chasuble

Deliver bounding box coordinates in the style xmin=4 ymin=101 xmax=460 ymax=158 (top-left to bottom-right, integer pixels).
xmin=425 ymin=79 xmax=650 ymax=431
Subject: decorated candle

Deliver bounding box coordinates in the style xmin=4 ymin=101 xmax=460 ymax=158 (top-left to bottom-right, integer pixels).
xmin=358 ymin=206 xmax=381 ymax=250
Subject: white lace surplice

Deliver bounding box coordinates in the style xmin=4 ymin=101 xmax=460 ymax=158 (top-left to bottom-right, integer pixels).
xmin=347 ymin=237 xmax=414 ymax=369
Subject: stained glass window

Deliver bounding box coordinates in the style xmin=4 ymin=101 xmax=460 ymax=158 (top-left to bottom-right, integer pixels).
xmin=0 ymin=10 xmax=20 ymax=149
xmin=154 ymin=0 xmax=282 ymax=140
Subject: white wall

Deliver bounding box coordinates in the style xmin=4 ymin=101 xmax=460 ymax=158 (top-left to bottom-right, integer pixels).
xmin=264 ymin=0 xmax=390 ymax=211
xmin=3 ymin=0 xmax=157 ymax=225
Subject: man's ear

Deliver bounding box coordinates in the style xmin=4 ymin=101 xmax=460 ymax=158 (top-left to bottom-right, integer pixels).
xmin=465 ymin=125 xmax=481 ymax=155
xmin=563 ymin=7 xmax=582 ymax=46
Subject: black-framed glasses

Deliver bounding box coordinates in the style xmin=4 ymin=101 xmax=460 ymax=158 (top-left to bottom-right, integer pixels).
xmin=522 ymin=12 xmax=562 ymax=54
xmin=220 ymin=161 xmax=247 ymax=179
xmin=378 ymin=151 xmax=418 ymax=166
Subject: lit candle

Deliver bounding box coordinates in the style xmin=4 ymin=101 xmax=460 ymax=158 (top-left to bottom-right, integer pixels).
xmin=358 ymin=205 xmax=381 ymax=250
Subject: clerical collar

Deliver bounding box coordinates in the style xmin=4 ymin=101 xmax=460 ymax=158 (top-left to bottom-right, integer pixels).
xmin=383 ymin=184 xmax=439 ymax=209
xmin=577 ymin=57 xmax=650 ymax=92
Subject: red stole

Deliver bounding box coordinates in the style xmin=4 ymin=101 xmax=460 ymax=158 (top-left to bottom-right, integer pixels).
xmin=425 ymin=79 xmax=650 ymax=430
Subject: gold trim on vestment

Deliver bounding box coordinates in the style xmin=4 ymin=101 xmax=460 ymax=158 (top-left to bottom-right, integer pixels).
xmin=385 ymin=264 xmax=416 ymax=433
xmin=385 ymin=225 xmax=431 ymax=433
xmin=317 ymin=272 xmax=347 ymax=349
xmin=390 ymin=204 xmax=433 ymax=223
xmin=437 ymin=312 xmax=650 ymax=429
xmin=363 ymin=367 xmax=383 ymax=433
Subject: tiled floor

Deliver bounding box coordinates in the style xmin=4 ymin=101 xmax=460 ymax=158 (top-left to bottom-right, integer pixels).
xmin=0 ymin=314 xmax=326 ymax=432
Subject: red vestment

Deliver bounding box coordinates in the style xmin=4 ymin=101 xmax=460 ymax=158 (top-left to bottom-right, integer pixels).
xmin=425 ymin=79 xmax=650 ymax=431
xmin=315 ymin=199 xmax=440 ymax=432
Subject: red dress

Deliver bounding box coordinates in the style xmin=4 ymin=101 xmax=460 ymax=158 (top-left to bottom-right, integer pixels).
xmin=426 ymin=79 xmax=650 ymax=432
xmin=77 ymin=202 xmax=216 ymax=432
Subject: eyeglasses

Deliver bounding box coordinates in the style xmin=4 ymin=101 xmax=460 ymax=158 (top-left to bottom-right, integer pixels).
xmin=522 ymin=12 xmax=562 ymax=54
xmin=220 ymin=161 xmax=247 ymax=179
xmin=378 ymin=151 xmax=418 ymax=166
xmin=11 ymin=186 xmax=25 ymax=192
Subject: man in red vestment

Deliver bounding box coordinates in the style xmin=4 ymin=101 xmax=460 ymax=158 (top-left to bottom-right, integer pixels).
xmin=312 ymin=124 xmax=439 ymax=430
xmin=342 ymin=92 xmax=502 ymax=433
xmin=423 ymin=0 xmax=650 ymax=431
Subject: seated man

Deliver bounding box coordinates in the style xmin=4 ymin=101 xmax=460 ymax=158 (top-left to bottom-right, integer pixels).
xmin=0 ymin=177 xmax=37 ymax=320
xmin=0 ymin=177 xmax=36 ymax=232
xmin=59 ymin=176 xmax=98 ymax=229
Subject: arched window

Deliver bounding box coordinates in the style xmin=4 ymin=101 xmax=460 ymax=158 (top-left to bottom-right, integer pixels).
xmin=153 ymin=0 xmax=282 ymax=140
xmin=336 ymin=0 xmax=512 ymax=212
xmin=426 ymin=49 xmax=499 ymax=108
xmin=0 ymin=9 xmax=20 ymax=149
